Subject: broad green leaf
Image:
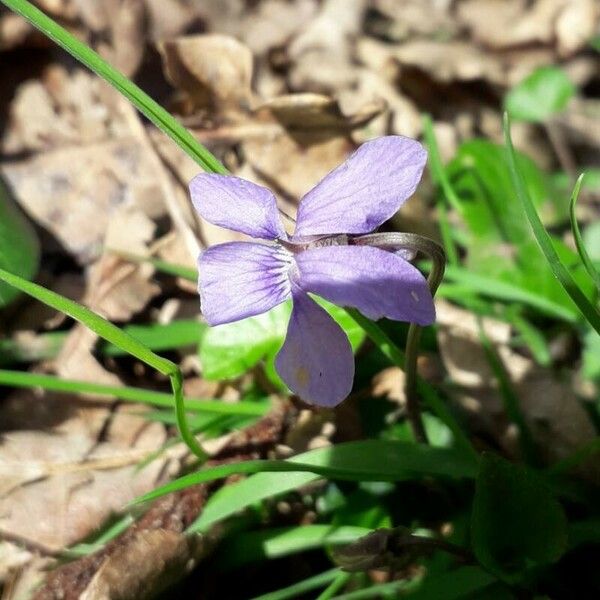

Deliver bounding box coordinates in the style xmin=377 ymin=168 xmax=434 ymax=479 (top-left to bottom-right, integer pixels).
xmin=0 ymin=178 xmax=39 ymax=307
xmin=505 ymin=66 xmax=575 ymax=123
xmin=200 ymin=298 xmax=365 ymax=381
xmin=471 ymin=454 xmax=568 ymax=582
xmin=200 ymin=303 xmax=291 ymax=380
xmin=191 ymin=471 xmax=320 ymax=532
xmin=135 ymin=440 xmax=479 ymax=510
xmin=187 ymin=440 xmax=477 ymax=531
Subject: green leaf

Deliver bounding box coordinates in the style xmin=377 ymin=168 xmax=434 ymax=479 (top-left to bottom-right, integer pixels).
xmin=0 ymin=369 xmax=268 ymax=416
xmin=471 ymin=454 xmax=568 ymax=582
xmin=215 ymin=525 xmax=372 ymax=569
xmin=134 ymin=440 xmax=479 ymax=511
xmin=444 ymin=138 xmax=596 ymax=322
xmin=446 ymin=139 xmax=548 ymax=247
xmin=0 ymin=267 xmax=206 ymax=458
xmin=0 ymin=178 xmax=39 ymax=307
xmin=200 ymin=303 xmax=291 ymax=380
xmin=570 ymin=174 xmax=600 ymax=290
xmin=505 ymin=66 xmax=575 ymax=123
xmin=249 ymin=569 xmax=340 ymax=600
xmin=582 ymin=325 xmax=600 ymax=380
xmin=504 ymin=113 xmax=600 ymax=334
xmin=191 ymin=471 xmax=320 ymax=532
xmin=200 ymin=299 xmax=365 ymax=381
xmin=583 ymin=221 xmax=600 ymax=262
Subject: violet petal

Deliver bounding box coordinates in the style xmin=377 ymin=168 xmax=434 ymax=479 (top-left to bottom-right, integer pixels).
xmin=293 ymin=136 xmax=427 ymax=238
xmin=275 ymin=291 xmax=354 ymax=407
xmin=199 ymin=242 xmax=292 ymax=325
xmin=295 ymin=245 xmax=435 ymax=325
xmin=190 ymin=173 xmax=286 ymax=240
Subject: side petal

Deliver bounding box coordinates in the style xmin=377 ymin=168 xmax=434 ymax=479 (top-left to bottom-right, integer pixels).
xmin=295 ymin=245 xmax=435 ymax=325
xmin=275 ymin=292 xmax=354 ymax=408
xmin=199 ymin=242 xmax=292 ymax=325
xmin=190 ymin=173 xmax=286 ymax=240
xmin=293 ymin=136 xmax=427 ymax=238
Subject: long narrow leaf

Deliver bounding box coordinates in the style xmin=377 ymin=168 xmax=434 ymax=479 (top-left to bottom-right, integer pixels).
xmin=503 ymin=113 xmax=600 ymax=334
xmin=569 ymin=174 xmax=600 ymax=290
xmin=0 ymin=267 xmax=205 ymax=458
xmin=0 ymin=369 xmax=268 ymax=416
xmin=134 ymin=440 xmax=479 ymax=507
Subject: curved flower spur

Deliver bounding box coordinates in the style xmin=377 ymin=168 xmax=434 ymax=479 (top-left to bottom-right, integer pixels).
xmin=190 ymin=136 xmax=437 ymax=408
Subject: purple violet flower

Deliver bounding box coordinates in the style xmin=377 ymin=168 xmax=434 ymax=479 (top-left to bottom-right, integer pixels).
xmin=190 ymin=136 xmax=435 ymax=408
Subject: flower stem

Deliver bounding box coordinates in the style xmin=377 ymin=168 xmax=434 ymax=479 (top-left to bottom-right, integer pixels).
xmin=354 ymin=233 xmax=446 ymax=444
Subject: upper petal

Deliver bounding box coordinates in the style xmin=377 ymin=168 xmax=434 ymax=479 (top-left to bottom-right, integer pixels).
xmin=275 ymin=291 xmax=354 ymax=407
xmin=293 ymin=136 xmax=427 ymax=238
xmin=295 ymin=245 xmax=435 ymax=325
xmin=190 ymin=173 xmax=286 ymax=240
xmin=199 ymin=242 xmax=292 ymax=325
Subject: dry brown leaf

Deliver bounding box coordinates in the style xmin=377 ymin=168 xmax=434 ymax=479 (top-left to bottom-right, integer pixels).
xmin=2 ymin=140 xmax=162 ymax=263
xmin=254 ymin=93 xmax=385 ymax=131
xmin=79 ymin=530 xmax=198 ymax=600
xmin=2 ymin=66 xmax=130 ymax=154
xmin=372 ymin=0 xmax=456 ymax=40
xmin=243 ymin=133 xmax=352 ymax=202
xmin=0 ymin=389 xmax=168 ymax=552
xmin=158 ymin=34 xmax=254 ymax=113
xmin=371 ymin=366 xmax=406 ymax=405
xmin=101 ymin=0 xmax=147 ymax=77
xmin=0 ymin=542 xmax=33 ymax=583
xmin=457 ymin=0 xmax=599 ymax=55
xmin=394 ymin=40 xmax=505 ymax=85
xmin=237 ymin=0 xmax=317 ymax=56
xmin=0 ymin=12 xmax=36 ymax=51
xmin=288 ymin=0 xmax=366 ymax=93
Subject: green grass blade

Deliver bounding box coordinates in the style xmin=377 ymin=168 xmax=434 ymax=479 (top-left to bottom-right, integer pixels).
xmin=569 ymin=174 xmax=600 ymax=290
xmin=134 ymin=440 xmax=479 ymax=509
xmin=441 ymin=265 xmax=578 ymax=322
xmin=0 ymin=319 xmax=204 ymax=365
xmin=316 ymin=573 xmax=352 ymax=600
xmin=423 ymin=114 xmax=463 ymax=213
xmin=330 ymin=581 xmax=413 ymax=599
xmin=216 ymin=526 xmax=372 ymax=569
xmin=503 ymin=113 xmax=600 ymax=334
xmin=0 ymin=369 xmax=268 ymax=416
xmin=0 ymin=267 xmax=205 ymax=458
xmin=422 ymin=115 xmax=460 ymax=265
xmin=250 ymin=569 xmax=341 ymax=600
xmin=0 ymin=0 xmax=226 ymax=175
